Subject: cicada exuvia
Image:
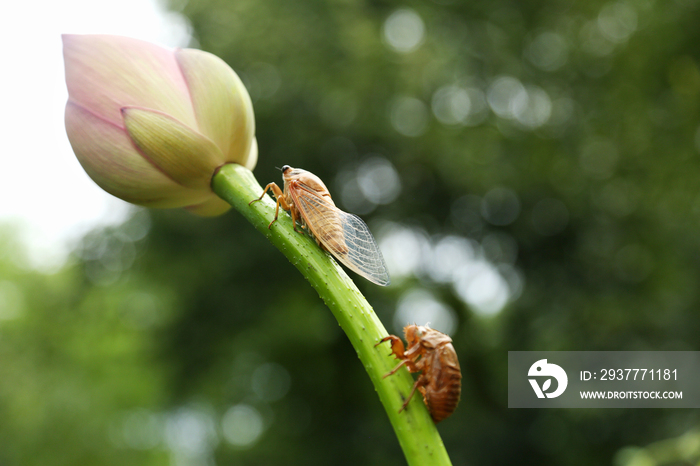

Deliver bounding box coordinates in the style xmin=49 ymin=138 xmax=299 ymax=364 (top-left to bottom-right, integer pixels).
xmin=251 ymin=165 xmax=390 ymax=286
xmin=376 ymin=325 xmax=461 ymax=422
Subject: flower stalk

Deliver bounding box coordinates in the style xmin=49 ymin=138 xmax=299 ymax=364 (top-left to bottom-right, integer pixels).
xmin=212 ymin=163 xmax=453 ymax=466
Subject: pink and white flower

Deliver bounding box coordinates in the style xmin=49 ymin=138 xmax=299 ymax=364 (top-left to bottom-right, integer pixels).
xmin=63 ymin=34 xmax=256 ymax=216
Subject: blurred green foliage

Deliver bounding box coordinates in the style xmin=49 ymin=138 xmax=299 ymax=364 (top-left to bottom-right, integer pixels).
xmin=4 ymin=0 xmax=700 ymax=464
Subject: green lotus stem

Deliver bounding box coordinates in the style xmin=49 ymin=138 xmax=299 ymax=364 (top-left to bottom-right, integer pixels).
xmin=212 ymin=163 xmax=452 ymax=466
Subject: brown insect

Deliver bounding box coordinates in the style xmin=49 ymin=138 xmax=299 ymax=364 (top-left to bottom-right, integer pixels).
xmin=250 ymin=165 xmax=390 ymax=286
xmin=376 ymin=325 xmax=461 ymax=422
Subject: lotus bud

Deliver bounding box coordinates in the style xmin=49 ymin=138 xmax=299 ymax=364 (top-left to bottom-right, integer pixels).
xmin=63 ymin=34 xmax=256 ymax=216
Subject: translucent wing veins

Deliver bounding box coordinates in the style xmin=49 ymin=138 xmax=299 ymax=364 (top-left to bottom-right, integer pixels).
xmin=291 ymin=186 xmax=390 ymax=286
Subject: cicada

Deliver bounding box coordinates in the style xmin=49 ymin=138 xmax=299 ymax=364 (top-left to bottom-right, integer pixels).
xmin=251 ymin=165 xmax=390 ymax=286
xmin=376 ymin=325 xmax=461 ymax=422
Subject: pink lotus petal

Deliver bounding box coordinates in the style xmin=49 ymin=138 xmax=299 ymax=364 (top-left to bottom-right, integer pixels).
xmin=244 ymin=138 xmax=258 ymax=171
xmin=66 ymin=101 xmax=210 ymax=208
xmin=121 ymin=106 xmax=226 ymax=190
xmin=175 ymin=48 xmax=255 ymax=166
xmin=63 ymin=34 xmax=197 ymax=129
xmin=184 ymin=196 xmax=234 ymax=217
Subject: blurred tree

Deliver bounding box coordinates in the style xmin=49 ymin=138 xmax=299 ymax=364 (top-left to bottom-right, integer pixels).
xmin=151 ymin=0 xmax=700 ymax=463
xmin=5 ymin=0 xmax=700 ymax=464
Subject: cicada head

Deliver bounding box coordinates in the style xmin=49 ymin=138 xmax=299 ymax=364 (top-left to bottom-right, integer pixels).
xmin=281 ymin=165 xmax=329 ymax=195
xmin=404 ymin=325 xmax=422 ymax=347
xmin=405 ymin=324 xmax=452 ymax=350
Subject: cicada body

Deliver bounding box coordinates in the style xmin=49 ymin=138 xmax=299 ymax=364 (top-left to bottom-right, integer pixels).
xmin=376 ymin=325 xmax=461 ymax=422
xmin=251 ymin=165 xmax=390 ymax=286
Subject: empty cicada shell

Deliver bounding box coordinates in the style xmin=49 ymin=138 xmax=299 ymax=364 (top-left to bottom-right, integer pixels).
xmin=376 ymin=325 xmax=461 ymax=422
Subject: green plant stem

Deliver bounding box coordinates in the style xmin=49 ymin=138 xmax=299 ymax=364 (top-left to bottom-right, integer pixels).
xmin=212 ymin=163 xmax=452 ymax=466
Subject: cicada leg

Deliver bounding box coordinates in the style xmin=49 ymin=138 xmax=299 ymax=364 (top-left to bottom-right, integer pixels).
xmin=287 ymin=203 xmax=305 ymax=234
xmin=249 ymin=182 xmax=295 ymax=229
xmin=376 ymin=335 xmax=405 ymax=358
xmin=383 ymin=359 xmax=411 ymax=378
xmin=376 ymin=335 xmax=420 ymax=377
xmin=399 ymin=375 xmax=429 ymax=413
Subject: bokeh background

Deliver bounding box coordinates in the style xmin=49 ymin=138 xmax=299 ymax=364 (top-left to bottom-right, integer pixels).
xmin=2 ymin=0 xmax=700 ymax=465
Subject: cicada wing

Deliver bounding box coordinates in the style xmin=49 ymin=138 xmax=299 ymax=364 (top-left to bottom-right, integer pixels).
xmin=335 ymin=211 xmax=390 ymax=286
xmin=293 ymin=190 xmax=391 ymax=286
